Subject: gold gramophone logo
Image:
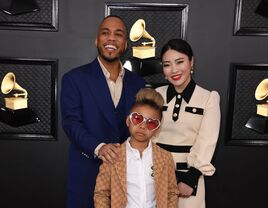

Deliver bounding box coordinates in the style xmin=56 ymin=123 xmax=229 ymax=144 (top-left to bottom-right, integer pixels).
xmin=245 ymin=78 xmax=268 ymax=134
xmin=1 ymin=72 xmax=28 ymax=110
xmin=0 ymin=72 xmax=39 ymax=127
xmin=129 ymin=19 xmax=156 ymax=59
xmin=255 ymin=78 xmax=268 ymax=117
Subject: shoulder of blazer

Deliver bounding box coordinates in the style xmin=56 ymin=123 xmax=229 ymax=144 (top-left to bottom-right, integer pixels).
xmin=124 ymin=68 xmax=146 ymax=87
xmin=63 ymin=58 xmax=103 ymax=82
xmin=195 ymin=84 xmax=210 ymax=94
xmin=193 ymin=84 xmax=220 ymax=102
xmin=66 ymin=58 xmax=100 ymax=75
xmin=155 ymin=85 xmax=169 ymax=96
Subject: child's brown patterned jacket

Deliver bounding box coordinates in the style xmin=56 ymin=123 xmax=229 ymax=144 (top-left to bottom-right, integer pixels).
xmin=94 ymin=141 xmax=178 ymax=208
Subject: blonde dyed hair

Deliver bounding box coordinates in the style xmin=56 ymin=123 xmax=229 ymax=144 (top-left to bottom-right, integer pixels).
xmin=135 ymin=88 xmax=164 ymax=108
xmin=131 ymin=88 xmax=164 ymax=120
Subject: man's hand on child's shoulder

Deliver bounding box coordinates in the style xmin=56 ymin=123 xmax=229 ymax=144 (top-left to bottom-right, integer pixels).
xmin=99 ymin=143 xmax=121 ymax=164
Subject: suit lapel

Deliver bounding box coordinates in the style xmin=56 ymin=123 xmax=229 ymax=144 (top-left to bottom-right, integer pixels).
xmin=86 ymin=59 xmax=117 ymax=129
xmin=115 ymin=143 xmax=127 ymax=193
xmin=123 ymin=71 xmax=136 ymax=115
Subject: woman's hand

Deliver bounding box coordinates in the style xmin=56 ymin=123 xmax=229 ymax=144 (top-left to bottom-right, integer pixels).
xmin=177 ymin=182 xmax=193 ymax=198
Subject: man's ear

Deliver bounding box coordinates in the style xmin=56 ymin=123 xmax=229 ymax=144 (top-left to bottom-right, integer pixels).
xmin=95 ymin=38 xmax=97 ymax=46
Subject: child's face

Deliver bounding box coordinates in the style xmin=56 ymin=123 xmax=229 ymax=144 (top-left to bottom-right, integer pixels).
xmin=126 ymin=105 xmax=161 ymax=144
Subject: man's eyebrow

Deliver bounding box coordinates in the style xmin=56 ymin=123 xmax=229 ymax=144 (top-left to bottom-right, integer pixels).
xmin=100 ymin=28 xmax=109 ymax=31
xmin=100 ymin=27 xmax=124 ymax=31
xmin=99 ymin=27 xmax=126 ymax=36
xmin=115 ymin=28 xmax=126 ymax=33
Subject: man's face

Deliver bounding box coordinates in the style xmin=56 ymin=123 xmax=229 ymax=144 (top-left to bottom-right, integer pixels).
xmin=96 ymin=17 xmax=127 ymax=62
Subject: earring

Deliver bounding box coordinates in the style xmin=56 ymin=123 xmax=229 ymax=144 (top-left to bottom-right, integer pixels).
xmin=190 ymin=67 xmax=194 ymax=75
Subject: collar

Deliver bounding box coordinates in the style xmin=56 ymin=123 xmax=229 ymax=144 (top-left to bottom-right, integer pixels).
xmin=97 ymin=56 xmax=125 ymax=80
xmin=126 ymin=137 xmax=152 ymax=157
xmin=166 ymin=79 xmax=196 ymax=103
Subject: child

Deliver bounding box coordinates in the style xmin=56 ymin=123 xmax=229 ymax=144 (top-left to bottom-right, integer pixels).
xmin=94 ymin=88 xmax=178 ymax=208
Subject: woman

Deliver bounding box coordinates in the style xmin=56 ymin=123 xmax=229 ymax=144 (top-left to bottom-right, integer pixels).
xmin=155 ymin=38 xmax=221 ymax=208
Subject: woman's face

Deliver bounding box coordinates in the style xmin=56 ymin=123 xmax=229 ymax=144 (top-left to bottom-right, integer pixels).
xmin=162 ymin=49 xmax=194 ymax=92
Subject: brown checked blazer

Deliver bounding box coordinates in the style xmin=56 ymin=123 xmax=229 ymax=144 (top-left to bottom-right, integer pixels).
xmin=94 ymin=141 xmax=178 ymax=208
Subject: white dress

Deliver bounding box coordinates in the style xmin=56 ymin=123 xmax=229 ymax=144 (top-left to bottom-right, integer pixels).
xmin=154 ymin=80 xmax=221 ymax=208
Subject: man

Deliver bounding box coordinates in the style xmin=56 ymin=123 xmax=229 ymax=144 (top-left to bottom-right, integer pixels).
xmin=61 ymin=15 xmax=145 ymax=208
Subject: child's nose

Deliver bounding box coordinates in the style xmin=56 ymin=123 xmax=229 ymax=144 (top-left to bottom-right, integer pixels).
xmin=139 ymin=121 xmax=147 ymax=129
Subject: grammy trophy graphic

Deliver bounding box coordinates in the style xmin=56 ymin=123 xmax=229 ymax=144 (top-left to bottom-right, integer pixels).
xmin=123 ymin=19 xmax=164 ymax=88
xmin=130 ymin=19 xmax=156 ymax=59
xmin=0 ymin=72 xmax=40 ymax=127
xmin=245 ymin=78 xmax=268 ymax=134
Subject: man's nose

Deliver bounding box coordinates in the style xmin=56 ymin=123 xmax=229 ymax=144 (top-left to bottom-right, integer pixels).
xmin=107 ymin=33 xmax=116 ymax=41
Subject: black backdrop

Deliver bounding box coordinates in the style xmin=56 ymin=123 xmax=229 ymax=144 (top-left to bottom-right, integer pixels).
xmin=0 ymin=0 xmax=268 ymax=208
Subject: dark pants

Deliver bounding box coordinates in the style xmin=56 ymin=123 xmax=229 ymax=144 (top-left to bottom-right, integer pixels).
xmin=67 ymin=190 xmax=94 ymax=208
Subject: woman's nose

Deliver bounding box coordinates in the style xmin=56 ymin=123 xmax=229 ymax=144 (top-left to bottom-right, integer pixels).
xmin=171 ymin=65 xmax=178 ymax=73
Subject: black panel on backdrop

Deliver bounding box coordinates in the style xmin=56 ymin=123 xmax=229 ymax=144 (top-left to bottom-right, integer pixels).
xmin=255 ymin=0 xmax=268 ymax=18
xmin=0 ymin=0 xmax=58 ymax=31
xmin=105 ymin=3 xmax=188 ymax=88
xmin=234 ymin=0 xmax=268 ymax=36
xmin=0 ymin=58 xmax=57 ymax=140
xmin=226 ymin=64 xmax=268 ymax=146
xmin=0 ymin=0 xmax=39 ymax=15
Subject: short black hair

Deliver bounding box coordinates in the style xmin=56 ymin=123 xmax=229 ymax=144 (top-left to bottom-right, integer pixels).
xmin=100 ymin=15 xmax=127 ymax=36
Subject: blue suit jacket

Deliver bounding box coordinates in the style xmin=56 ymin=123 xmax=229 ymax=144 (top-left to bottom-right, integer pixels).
xmin=61 ymin=58 xmax=145 ymax=207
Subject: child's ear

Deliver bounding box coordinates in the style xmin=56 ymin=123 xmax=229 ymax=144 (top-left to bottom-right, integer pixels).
xmin=126 ymin=116 xmax=130 ymax=127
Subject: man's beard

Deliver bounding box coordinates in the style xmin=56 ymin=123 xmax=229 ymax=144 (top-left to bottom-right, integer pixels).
xmin=97 ymin=47 xmax=125 ymax=62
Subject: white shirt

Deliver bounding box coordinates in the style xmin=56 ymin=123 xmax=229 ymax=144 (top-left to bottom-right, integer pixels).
xmin=126 ymin=138 xmax=156 ymax=208
xmin=98 ymin=56 xmax=125 ymax=107
xmin=94 ymin=58 xmax=125 ymax=157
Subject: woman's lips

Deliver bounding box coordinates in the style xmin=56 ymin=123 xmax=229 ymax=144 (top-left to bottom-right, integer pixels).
xmin=171 ymin=74 xmax=182 ymax=81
